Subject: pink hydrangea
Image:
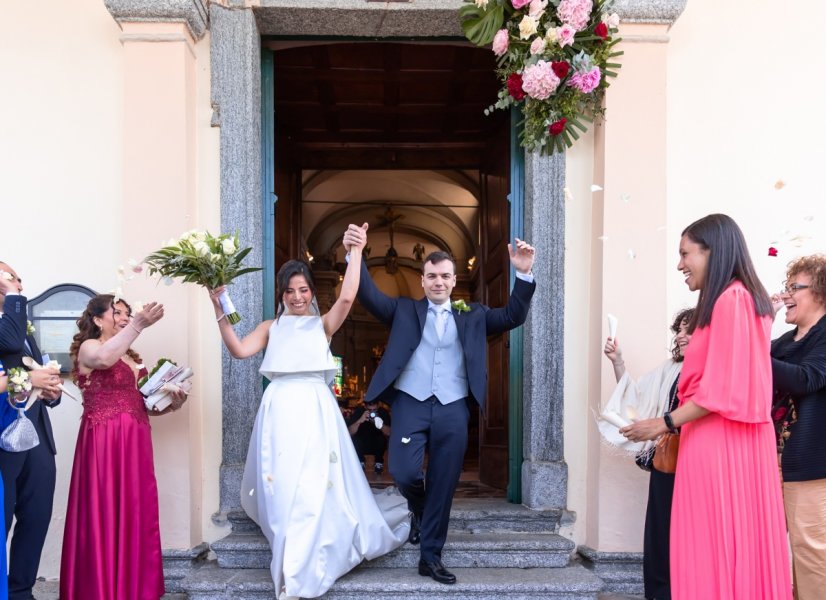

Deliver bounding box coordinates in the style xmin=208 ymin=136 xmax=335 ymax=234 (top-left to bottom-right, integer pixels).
xmin=556 ymin=24 xmax=576 ymax=48
xmin=521 ymin=60 xmax=561 ymax=100
xmin=492 ymin=29 xmax=510 ymax=56
xmin=567 ymin=66 xmax=601 ymax=93
xmin=512 ymin=0 xmax=532 ymax=9
xmin=557 ymin=0 xmax=593 ymax=31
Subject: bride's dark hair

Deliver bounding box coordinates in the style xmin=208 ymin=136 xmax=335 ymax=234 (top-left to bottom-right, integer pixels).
xmin=69 ymin=294 xmax=143 ymax=380
xmin=275 ymin=260 xmax=317 ymax=318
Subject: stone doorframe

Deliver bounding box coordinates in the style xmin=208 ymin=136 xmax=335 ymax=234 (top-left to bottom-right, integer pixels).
xmin=105 ymin=0 xmax=688 ymax=517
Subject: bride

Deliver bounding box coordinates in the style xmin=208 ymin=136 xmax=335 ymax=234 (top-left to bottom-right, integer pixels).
xmin=208 ymin=224 xmax=409 ymax=599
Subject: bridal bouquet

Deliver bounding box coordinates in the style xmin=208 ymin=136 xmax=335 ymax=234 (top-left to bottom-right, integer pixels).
xmin=144 ymin=230 xmax=261 ymax=324
xmin=138 ymin=358 xmax=193 ymax=412
xmin=460 ymin=0 xmax=622 ymax=154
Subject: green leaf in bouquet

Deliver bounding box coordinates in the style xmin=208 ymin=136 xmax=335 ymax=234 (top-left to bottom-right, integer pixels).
xmin=459 ymin=2 xmax=505 ymax=47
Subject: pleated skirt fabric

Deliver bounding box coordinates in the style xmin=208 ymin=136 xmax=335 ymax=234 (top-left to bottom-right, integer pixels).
xmin=670 ymin=413 xmax=791 ymax=600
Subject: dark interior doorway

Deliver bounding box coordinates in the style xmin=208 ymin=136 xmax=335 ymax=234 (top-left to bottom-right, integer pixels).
xmin=265 ymin=40 xmax=513 ymax=496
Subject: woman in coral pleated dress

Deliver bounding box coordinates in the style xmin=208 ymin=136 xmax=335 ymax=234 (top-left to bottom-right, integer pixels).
xmin=622 ymin=214 xmax=792 ymax=600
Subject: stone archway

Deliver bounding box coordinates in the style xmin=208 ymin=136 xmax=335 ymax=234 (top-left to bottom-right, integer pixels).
xmin=208 ymin=0 xmax=575 ymax=515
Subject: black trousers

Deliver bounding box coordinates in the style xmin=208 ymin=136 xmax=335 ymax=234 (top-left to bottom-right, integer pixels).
xmin=388 ymin=392 xmax=469 ymax=563
xmin=0 ymin=410 xmax=57 ymax=600
xmin=352 ymin=434 xmax=387 ymax=462
xmin=643 ymin=466 xmax=676 ymax=600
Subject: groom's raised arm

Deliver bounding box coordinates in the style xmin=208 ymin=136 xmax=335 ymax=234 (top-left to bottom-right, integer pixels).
xmin=483 ymin=276 xmax=536 ymax=335
xmin=355 ymin=260 xmax=397 ymax=327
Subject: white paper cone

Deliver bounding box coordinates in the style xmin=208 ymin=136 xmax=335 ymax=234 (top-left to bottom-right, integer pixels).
xmin=601 ymin=410 xmax=631 ymax=429
xmin=607 ymin=314 xmax=618 ymax=341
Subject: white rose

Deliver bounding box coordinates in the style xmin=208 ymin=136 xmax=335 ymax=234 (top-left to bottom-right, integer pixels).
xmin=222 ymin=238 xmax=236 ymax=255
xmin=195 ymin=231 xmax=207 ymax=242
xmin=518 ymin=15 xmax=538 ymax=40
xmin=474 ymin=0 xmax=488 ymax=7
xmin=545 ymin=28 xmax=558 ymax=44
xmin=211 ymin=252 xmax=222 ymax=263
xmin=194 ymin=241 xmax=210 ymax=257
xmin=606 ymin=12 xmax=620 ymax=28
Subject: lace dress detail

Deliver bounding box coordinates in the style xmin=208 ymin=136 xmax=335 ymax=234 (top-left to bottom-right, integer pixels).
xmin=77 ymin=360 xmax=149 ymax=426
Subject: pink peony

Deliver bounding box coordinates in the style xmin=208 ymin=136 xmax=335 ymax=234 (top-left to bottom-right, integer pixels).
xmin=512 ymin=0 xmax=531 ymax=9
xmin=528 ymin=0 xmax=547 ymax=18
xmin=529 ymin=37 xmax=546 ymax=55
xmin=557 ymin=0 xmax=593 ymax=32
xmin=521 ymin=60 xmax=561 ymax=100
xmin=492 ymin=29 xmax=509 ymax=56
xmin=556 ymin=24 xmax=576 ymax=48
xmin=567 ymin=66 xmax=602 ymax=93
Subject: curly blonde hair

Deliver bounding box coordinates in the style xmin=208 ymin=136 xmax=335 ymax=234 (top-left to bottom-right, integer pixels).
xmin=785 ymin=254 xmax=826 ymax=307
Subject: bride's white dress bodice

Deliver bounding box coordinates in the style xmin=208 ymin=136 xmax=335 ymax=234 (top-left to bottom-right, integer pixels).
xmin=259 ymin=316 xmax=337 ymax=384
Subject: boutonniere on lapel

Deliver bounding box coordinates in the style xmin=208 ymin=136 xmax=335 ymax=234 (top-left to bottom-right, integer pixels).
xmin=26 ymin=320 xmax=35 ymax=336
xmin=451 ymin=299 xmax=471 ymax=314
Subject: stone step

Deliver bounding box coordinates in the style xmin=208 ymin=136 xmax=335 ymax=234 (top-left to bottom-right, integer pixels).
xmin=212 ymin=530 xmax=575 ymax=570
xmin=180 ymin=562 xmax=604 ymax=600
xmin=227 ymin=498 xmax=562 ymax=534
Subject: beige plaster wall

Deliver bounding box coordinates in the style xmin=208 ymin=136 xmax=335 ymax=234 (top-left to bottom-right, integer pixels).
xmin=667 ymin=0 xmax=826 ymax=334
xmin=565 ymin=0 xmax=826 ymax=552
xmin=0 ymin=0 xmax=224 ymax=579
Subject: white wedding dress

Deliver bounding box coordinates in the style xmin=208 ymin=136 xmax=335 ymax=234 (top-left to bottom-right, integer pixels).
xmin=241 ymin=315 xmax=410 ymax=599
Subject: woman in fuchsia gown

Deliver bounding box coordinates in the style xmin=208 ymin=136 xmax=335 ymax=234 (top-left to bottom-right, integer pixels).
xmin=61 ymin=295 xmax=187 ymax=600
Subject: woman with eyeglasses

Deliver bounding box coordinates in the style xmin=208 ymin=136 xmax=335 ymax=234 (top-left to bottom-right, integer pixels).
xmin=770 ymin=255 xmax=826 ymax=600
xmin=620 ymin=214 xmax=791 ymax=599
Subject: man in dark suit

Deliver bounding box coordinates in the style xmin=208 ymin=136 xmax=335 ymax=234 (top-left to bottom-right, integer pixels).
xmin=0 ymin=262 xmax=62 ymax=600
xmin=343 ymin=225 xmax=536 ymax=584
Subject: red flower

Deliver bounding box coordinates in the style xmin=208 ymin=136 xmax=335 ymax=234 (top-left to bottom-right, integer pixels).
xmin=768 ymin=246 xmax=779 ymax=257
xmin=549 ymin=118 xmax=567 ymax=136
xmin=551 ymin=61 xmax=570 ymax=80
xmin=594 ymin=22 xmax=608 ymax=40
xmin=772 ymin=406 xmax=788 ymax=421
xmin=507 ymin=73 xmax=525 ymax=101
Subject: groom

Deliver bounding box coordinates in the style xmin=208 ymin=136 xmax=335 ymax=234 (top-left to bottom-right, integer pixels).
xmin=343 ymin=225 xmax=536 ymax=584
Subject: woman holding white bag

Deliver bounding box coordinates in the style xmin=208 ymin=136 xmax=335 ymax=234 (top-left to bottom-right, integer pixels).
xmin=600 ymin=308 xmax=693 ymax=600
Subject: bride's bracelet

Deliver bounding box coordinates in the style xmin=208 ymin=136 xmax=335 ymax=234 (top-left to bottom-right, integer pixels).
xmin=129 ymin=322 xmax=142 ymax=335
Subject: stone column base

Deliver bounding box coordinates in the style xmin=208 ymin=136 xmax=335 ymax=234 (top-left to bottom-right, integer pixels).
xmin=521 ymin=459 xmax=568 ymax=509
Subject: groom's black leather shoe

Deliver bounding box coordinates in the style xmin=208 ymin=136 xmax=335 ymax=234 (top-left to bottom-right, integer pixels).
xmin=418 ymin=558 xmax=457 ymax=585
xmin=408 ymin=512 xmax=422 ymax=545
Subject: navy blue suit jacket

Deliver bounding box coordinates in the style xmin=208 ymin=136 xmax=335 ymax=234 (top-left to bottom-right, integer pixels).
xmin=0 ymin=294 xmax=60 ymax=454
xmin=356 ymin=261 xmax=535 ymax=411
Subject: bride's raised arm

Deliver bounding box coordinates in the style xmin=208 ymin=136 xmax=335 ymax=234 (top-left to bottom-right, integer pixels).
xmin=208 ymin=285 xmax=272 ymax=359
xmin=322 ymin=223 xmax=368 ymax=338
